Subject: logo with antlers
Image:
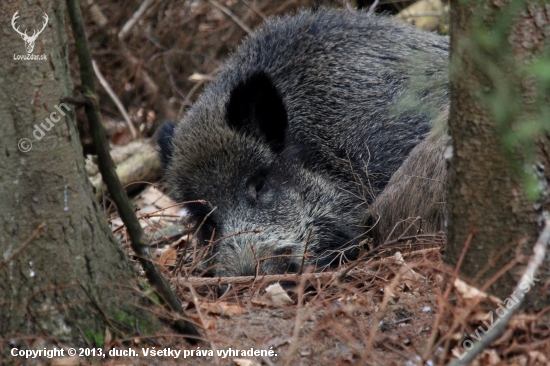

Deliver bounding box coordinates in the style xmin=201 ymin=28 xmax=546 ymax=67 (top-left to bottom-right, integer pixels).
xmin=12 ymin=11 xmax=49 ymax=54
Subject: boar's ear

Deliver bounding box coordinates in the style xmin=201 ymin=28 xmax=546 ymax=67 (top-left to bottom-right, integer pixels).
xmin=156 ymin=121 xmax=177 ymax=171
xmin=226 ymin=71 xmax=288 ymax=153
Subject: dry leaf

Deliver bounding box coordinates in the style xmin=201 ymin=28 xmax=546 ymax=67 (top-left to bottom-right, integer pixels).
xmin=154 ymin=247 xmax=177 ymax=267
xmin=190 ymin=316 xmax=204 ymax=327
xmin=204 ymin=320 xmax=216 ymax=330
xmin=263 ymin=337 xmax=290 ymax=349
xmin=394 ymin=251 xmax=405 ymax=263
xmin=453 ymin=278 xmax=487 ymax=300
xmin=396 ymin=0 xmax=447 ymax=32
xmin=103 ymin=328 xmax=116 ymax=352
xmin=265 ymin=283 xmax=293 ymax=307
xmin=201 ymin=301 xmax=246 ymax=317
xmin=394 ymin=251 xmax=425 ymax=288
xmin=233 ymin=358 xmax=261 ymax=366
xmin=110 ymin=128 xmax=133 ymax=145
xmin=402 ymin=268 xmax=425 ymax=287
xmin=250 ymin=297 xmax=270 ymax=308
xmin=529 ymin=351 xmax=549 ymax=364
xmin=218 ymin=301 xmax=246 ymax=317
xmin=50 ymin=356 xmax=80 ymax=366
xmin=473 ymin=349 xmax=500 ymax=365
xmin=137 ymin=186 xmax=180 ymax=217
xmin=189 ymin=73 xmax=215 ymax=82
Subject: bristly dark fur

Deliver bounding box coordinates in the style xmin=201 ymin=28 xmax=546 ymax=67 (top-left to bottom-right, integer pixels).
xmin=156 ymin=122 xmax=177 ymax=172
xmin=158 ymin=9 xmax=449 ymax=277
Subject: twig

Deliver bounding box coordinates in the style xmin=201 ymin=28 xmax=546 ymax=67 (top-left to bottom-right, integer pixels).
xmin=365 ymin=245 xmax=442 ymax=263
xmin=121 ymin=46 xmax=176 ymax=120
xmin=175 ymin=207 xmax=216 ymax=276
xmin=336 ymin=233 xmax=444 ymax=281
xmin=209 ymin=0 xmax=252 ymax=34
xmin=399 ymin=12 xmax=444 ymax=19
xmin=92 ymin=60 xmax=137 ymax=139
xmin=178 ymin=271 xmax=339 ymax=287
xmin=438 ymin=256 xmax=520 ymax=358
xmin=298 ymin=228 xmax=312 ymax=275
xmin=177 ymin=259 xmax=408 ymax=287
xmin=384 ymin=216 xmax=421 ymax=243
xmin=185 ymin=80 xmax=204 ymax=105
xmin=65 ymin=0 xmax=200 ymax=341
xmin=260 ymin=355 xmax=276 ymax=366
xmin=382 ymin=233 xmax=444 ymax=247
xmin=284 ymin=272 xmax=309 ymax=366
xmin=84 ymin=0 xmax=108 ymax=27
xmin=118 ymin=0 xmax=155 ymax=41
xmin=187 ymin=284 xmax=220 ymax=364
xmin=241 ymin=0 xmax=265 ymax=19
xmin=0 ymin=223 xmax=46 ymax=271
xmin=184 ymin=69 xmax=220 ymax=106
xmin=343 ymin=0 xmax=353 ymax=10
xmin=367 ymin=0 xmax=379 ymax=15
xmin=446 ymin=220 xmax=550 ymax=366
xmin=422 ymin=227 xmax=475 ymax=360
xmin=359 ymin=263 xmax=416 ymax=363
xmin=397 ymin=217 xmax=422 ymax=240
xmin=61 ymin=95 xmax=91 ymax=107
xmin=164 ymin=57 xmax=192 ymax=106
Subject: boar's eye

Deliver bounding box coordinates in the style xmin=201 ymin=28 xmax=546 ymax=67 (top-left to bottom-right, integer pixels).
xmin=247 ymin=176 xmax=269 ymax=202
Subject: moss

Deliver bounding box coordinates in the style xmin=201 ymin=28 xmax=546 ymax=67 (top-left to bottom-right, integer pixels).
xmin=138 ymin=278 xmax=162 ymax=306
xmin=113 ymin=311 xmax=136 ymax=328
xmin=85 ymin=331 xmax=104 ymax=348
xmin=112 ymin=309 xmax=156 ymax=335
xmin=149 ymin=292 xmax=161 ymax=306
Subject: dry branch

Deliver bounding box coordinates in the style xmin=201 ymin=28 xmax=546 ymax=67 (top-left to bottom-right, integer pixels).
xmin=368 ymin=0 xmax=380 ymax=15
xmin=109 ymin=140 xmax=149 ymax=164
xmin=85 ymin=0 xmax=107 ymax=27
xmin=118 ymin=0 xmax=155 ymax=41
xmin=92 ymin=60 xmax=137 ymax=139
xmin=178 ymin=271 xmax=340 ymax=287
xmin=90 ymin=141 xmax=161 ymax=199
xmin=209 ymin=0 xmax=253 ymax=34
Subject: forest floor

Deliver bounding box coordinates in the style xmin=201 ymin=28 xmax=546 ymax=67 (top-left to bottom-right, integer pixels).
xmin=84 ymin=186 xmax=549 ymax=366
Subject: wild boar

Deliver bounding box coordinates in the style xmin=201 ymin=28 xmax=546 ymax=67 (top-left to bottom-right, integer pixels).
xmin=158 ymin=9 xmax=448 ymax=276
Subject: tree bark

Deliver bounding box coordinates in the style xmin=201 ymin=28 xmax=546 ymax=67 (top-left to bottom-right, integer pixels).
xmin=447 ymin=0 xmax=550 ymax=310
xmin=0 ymin=0 xmax=160 ymax=357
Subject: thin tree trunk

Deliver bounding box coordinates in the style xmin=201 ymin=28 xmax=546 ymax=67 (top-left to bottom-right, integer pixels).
xmin=447 ymin=0 xmax=550 ymax=310
xmin=0 ymin=0 xmax=159 ymax=356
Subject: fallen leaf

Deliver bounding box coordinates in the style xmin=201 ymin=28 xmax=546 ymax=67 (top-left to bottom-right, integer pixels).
xmin=50 ymin=356 xmax=80 ymax=366
xmin=265 ymin=283 xmax=293 ymax=307
xmin=454 ymin=278 xmax=490 ymax=301
xmin=233 ymin=358 xmax=261 ymax=366
xmin=204 ymin=320 xmax=216 ymax=330
xmin=402 ymin=268 xmax=425 ymax=288
xmin=250 ymin=297 xmax=270 ymax=308
xmin=218 ymin=301 xmax=247 ymax=317
xmin=154 ymin=247 xmax=178 ymax=267
xmin=529 ymin=351 xmax=549 ymax=364
xmin=201 ymin=301 xmax=246 ymax=317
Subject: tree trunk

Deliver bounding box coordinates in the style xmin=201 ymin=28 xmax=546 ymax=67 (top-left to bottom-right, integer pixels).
xmin=0 ymin=0 xmax=159 ymax=357
xmin=447 ymin=0 xmax=550 ymax=310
